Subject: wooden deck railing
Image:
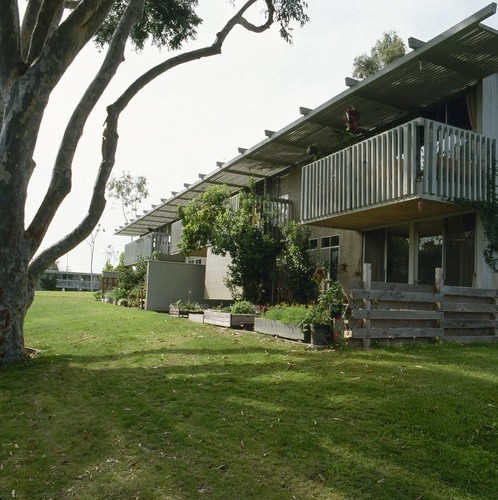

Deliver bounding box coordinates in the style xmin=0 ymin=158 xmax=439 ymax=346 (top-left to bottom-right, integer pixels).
xmin=349 ymin=265 xmax=498 ymax=345
xmin=301 ymin=118 xmax=497 ymax=223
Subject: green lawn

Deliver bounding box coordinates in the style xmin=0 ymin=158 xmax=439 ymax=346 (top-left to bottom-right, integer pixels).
xmin=1 ymin=291 xmax=497 ymax=499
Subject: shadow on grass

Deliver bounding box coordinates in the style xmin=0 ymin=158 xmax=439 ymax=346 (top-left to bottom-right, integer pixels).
xmin=1 ymin=337 xmax=497 ymax=499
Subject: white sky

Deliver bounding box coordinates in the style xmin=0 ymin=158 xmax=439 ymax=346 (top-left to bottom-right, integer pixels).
xmin=27 ymin=0 xmax=498 ymax=273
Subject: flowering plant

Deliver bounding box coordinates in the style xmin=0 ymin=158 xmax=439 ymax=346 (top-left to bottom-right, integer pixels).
xmin=301 ymin=281 xmax=344 ymax=326
xmin=344 ymin=106 xmax=360 ymax=132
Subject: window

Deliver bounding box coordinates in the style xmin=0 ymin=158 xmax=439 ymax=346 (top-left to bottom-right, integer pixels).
xmin=320 ymin=235 xmax=340 ymax=281
xmin=418 ymin=220 xmax=443 ymax=285
xmin=445 ymin=214 xmax=475 ymax=287
xmin=308 ymin=238 xmax=318 ymax=250
xmin=321 ymin=235 xmax=339 ymax=249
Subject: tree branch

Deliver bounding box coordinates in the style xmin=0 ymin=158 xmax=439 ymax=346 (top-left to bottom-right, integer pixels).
xmin=114 ymin=0 xmax=273 ymax=112
xmin=24 ymin=0 xmax=116 ymax=97
xmin=29 ymin=0 xmax=278 ymax=280
xmin=0 ymin=0 xmax=21 ymax=88
xmin=28 ymin=108 xmax=119 ymax=281
xmin=25 ymin=0 xmax=65 ymax=65
xmin=27 ymin=0 xmax=146 ymax=261
xmin=21 ymin=1 xmax=43 ymax=60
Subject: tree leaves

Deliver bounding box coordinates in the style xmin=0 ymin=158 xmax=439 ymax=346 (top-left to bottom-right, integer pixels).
xmin=352 ymin=30 xmax=406 ymax=79
xmin=94 ymin=0 xmax=202 ymax=51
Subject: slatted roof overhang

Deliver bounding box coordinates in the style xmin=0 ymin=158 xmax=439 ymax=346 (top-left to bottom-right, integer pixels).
xmin=115 ymin=3 xmax=498 ymax=237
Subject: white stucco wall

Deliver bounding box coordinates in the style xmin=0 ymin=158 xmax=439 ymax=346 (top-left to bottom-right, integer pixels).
xmin=477 ymin=73 xmax=498 ymax=288
xmin=479 ymin=73 xmax=498 ymax=141
xmin=203 ymin=248 xmax=233 ymax=301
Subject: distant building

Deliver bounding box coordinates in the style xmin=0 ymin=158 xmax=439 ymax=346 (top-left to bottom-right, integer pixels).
xmin=38 ymin=270 xmax=101 ymax=292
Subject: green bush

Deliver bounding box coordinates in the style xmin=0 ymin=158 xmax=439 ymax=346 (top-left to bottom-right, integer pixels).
xmin=230 ymin=300 xmax=257 ymax=314
xmin=109 ymin=287 xmax=127 ymax=304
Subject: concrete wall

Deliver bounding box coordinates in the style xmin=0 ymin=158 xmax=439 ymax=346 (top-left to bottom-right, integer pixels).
xmin=146 ymin=260 xmax=205 ymax=312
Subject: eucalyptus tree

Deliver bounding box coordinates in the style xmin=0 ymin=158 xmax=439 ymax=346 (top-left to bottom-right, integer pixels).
xmin=352 ymin=30 xmax=405 ymax=79
xmin=0 ymin=0 xmax=309 ymax=363
xmin=107 ymin=171 xmax=149 ymax=224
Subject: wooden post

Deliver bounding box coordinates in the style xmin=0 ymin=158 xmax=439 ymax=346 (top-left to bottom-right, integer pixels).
xmin=435 ymin=267 xmax=443 ymax=293
xmin=362 ymin=263 xmax=372 ymax=348
xmin=435 ymin=267 xmax=444 ymax=338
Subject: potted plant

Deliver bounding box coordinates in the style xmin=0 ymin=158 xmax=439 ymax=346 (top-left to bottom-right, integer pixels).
xmin=302 ymin=281 xmax=344 ymax=347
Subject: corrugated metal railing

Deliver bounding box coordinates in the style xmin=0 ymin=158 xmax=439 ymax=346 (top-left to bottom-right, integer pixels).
xmin=301 ymin=118 xmax=496 ymax=222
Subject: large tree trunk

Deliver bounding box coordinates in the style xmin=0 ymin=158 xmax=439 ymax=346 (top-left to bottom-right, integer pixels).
xmin=0 ymin=84 xmax=36 ymax=364
xmin=0 ymin=263 xmax=30 ymax=363
xmin=0 ymin=121 xmax=33 ymax=363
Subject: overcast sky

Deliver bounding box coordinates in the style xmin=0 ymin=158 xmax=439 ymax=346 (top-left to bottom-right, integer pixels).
xmin=27 ymin=0 xmax=498 ymax=273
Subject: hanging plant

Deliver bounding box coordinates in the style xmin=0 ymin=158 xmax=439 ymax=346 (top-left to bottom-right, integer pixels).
xmin=344 ymin=106 xmax=360 ymax=132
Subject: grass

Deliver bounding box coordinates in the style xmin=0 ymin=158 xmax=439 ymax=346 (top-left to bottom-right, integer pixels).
xmin=1 ymin=291 xmax=497 ymax=499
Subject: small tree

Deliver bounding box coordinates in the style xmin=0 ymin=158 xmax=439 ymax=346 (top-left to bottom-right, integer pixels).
xmin=177 ymin=185 xmax=232 ymax=252
xmin=278 ymin=221 xmax=316 ymax=304
xmin=112 ymin=253 xmax=147 ymax=305
xmin=46 ymin=260 xmax=60 ymax=271
xmin=352 ymin=30 xmax=405 ymax=79
xmin=107 ymin=171 xmax=149 ymax=224
xmin=103 ymin=244 xmax=120 ymax=271
xmin=178 ymin=184 xmax=279 ymax=304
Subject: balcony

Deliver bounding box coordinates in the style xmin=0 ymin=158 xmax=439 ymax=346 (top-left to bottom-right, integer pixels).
xmin=124 ymin=232 xmax=172 ymax=266
xmin=301 ymin=118 xmax=496 ymax=230
xmin=230 ymin=194 xmax=292 ymax=232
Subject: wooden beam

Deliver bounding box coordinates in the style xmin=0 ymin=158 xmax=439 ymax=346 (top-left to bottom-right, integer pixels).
xmin=345 ymin=77 xmax=360 ymax=88
xmin=408 ymin=37 xmax=425 ymax=49
xmin=352 ymin=327 xmax=442 ymax=338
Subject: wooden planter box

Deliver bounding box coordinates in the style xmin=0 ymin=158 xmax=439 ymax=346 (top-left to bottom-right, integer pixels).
xmin=188 ymin=312 xmax=204 ymax=323
xmin=254 ymin=318 xmax=310 ymax=342
xmin=169 ymin=306 xmax=203 ymax=318
xmin=203 ymin=309 xmax=256 ymax=329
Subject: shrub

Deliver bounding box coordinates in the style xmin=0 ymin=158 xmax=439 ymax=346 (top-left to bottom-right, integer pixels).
xmin=172 ymin=299 xmax=203 ymax=312
xmin=261 ymin=304 xmax=309 ymax=325
xmin=230 ymin=300 xmax=257 ymax=314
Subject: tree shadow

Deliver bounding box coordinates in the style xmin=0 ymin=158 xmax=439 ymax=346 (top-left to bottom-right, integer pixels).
xmin=1 ymin=340 xmax=497 ymax=498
